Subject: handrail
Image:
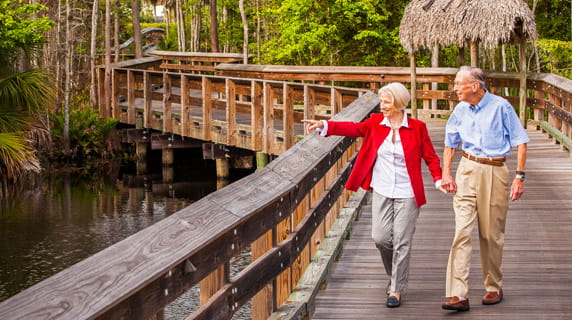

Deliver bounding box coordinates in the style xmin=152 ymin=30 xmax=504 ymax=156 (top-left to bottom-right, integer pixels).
xmin=99 ymin=62 xmax=572 ymax=151
xmin=97 ymin=66 xmax=366 ymax=155
xmin=0 ymin=92 xmax=379 ymax=320
xmin=213 ymin=65 xmax=572 ymax=149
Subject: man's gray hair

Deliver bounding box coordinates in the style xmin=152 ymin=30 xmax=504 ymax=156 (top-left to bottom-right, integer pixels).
xmin=459 ymin=66 xmax=486 ymax=89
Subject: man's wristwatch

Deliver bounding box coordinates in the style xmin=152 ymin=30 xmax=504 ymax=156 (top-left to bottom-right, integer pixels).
xmin=515 ymin=171 xmax=525 ymax=181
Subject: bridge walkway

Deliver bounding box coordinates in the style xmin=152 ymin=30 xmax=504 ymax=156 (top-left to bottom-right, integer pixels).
xmin=312 ymin=120 xmax=572 ymax=320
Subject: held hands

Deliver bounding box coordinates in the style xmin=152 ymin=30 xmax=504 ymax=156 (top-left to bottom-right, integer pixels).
xmin=301 ymin=119 xmax=324 ymax=134
xmin=440 ymin=174 xmax=457 ymax=194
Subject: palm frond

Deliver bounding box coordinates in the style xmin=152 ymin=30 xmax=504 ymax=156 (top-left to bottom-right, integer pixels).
xmin=0 ymin=132 xmax=41 ymax=179
xmin=0 ymin=69 xmax=55 ymax=114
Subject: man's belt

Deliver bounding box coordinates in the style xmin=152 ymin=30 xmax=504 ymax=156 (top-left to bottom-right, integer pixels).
xmin=462 ymin=151 xmax=506 ymax=166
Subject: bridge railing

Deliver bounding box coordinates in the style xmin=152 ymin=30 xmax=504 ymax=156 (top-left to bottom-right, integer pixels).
xmin=98 ymin=64 xmax=366 ymax=155
xmin=0 ymin=92 xmax=379 ymax=320
xmin=100 ymin=60 xmax=572 ymax=151
xmin=215 ymin=64 xmax=572 ymax=150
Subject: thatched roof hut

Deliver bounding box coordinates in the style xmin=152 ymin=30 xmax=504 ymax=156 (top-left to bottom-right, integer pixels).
xmin=398 ymin=0 xmax=537 ymax=124
xmin=400 ymin=0 xmax=537 ymax=54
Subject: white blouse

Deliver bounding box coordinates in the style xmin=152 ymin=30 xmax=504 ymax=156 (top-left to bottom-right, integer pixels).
xmin=370 ymin=115 xmax=414 ymax=198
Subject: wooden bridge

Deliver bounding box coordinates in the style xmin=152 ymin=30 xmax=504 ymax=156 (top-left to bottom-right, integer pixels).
xmin=0 ymin=56 xmax=571 ymax=319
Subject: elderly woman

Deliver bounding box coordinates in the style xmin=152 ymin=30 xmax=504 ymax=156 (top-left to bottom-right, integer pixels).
xmin=303 ymin=82 xmax=444 ymax=308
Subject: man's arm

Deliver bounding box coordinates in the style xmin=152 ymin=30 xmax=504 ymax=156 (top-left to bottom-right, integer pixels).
xmin=510 ymin=143 xmax=527 ymax=201
xmin=441 ymin=146 xmax=457 ymax=193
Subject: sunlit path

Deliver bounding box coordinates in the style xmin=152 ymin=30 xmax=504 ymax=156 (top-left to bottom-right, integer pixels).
xmin=312 ymin=119 xmax=572 ymax=320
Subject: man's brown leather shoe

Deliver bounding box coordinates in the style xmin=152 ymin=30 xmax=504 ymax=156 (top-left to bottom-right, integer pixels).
xmin=482 ymin=290 xmax=503 ymax=305
xmin=442 ymin=296 xmax=470 ymax=311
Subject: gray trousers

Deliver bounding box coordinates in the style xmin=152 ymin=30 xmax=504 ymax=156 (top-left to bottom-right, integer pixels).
xmin=371 ymin=191 xmax=420 ymax=293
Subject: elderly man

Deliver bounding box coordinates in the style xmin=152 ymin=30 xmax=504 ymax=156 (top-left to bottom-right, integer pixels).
xmin=440 ymin=66 xmax=529 ymax=312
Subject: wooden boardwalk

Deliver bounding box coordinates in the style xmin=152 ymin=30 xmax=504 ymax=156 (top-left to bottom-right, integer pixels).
xmin=312 ymin=120 xmax=572 ymax=319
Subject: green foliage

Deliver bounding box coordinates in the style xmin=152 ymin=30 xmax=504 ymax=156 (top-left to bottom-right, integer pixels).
xmin=536 ymin=39 xmax=572 ymax=79
xmin=0 ymin=0 xmax=54 ymax=67
xmin=0 ymin=68 xmax=53 ymax=179
xmin=530 ymin=0 xmax=571 ymax=41
xmin=261 ymin=0 xmax=409 ymax=66
xmin=50 ymin=107 xmax=119 ymax=160
xmin=157 ymin=24 xmax=180 ymax=51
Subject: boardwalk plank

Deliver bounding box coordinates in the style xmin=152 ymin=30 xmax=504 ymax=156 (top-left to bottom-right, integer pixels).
xmin=312 ymin=120 xmax=572 ymax=320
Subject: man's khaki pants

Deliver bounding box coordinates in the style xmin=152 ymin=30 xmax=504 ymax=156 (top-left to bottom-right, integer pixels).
xmin=445 ymin=157 xmax=509 ymax=298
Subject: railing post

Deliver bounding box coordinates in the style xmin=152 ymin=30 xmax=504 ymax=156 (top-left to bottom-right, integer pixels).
xmin=283 ymin=83 xmax=294 ymax=150
xmin=143 ymin=71 xmax=152 ymax=128
xmin=202 ymin=77 xmax=213 ymax=141
xmin=227 ymin=79 xmax=237 ymax=146
xmin=252 ymin=151 xmax=273 ymax=320
xmin=534 ymin=83 xmax=545 ymax=123
xmin=127 ymin=70 xmax=136 ymax=124
xmin=252 ymin=231 xmax=273 ymax=320
xmin=251 ymin=81 xmax=264 ymax=150
xmin=304 ymin=85 xmax=316 ymax=123
xmin=97 ymin=67 xmax=105 ymax=115
xmin=181 ymin=74 xmax=190 ymax=137
xmin=331 ymin=87 xmax=343 ymax=115
xmin=263 ymin=82 xmax=275 ymax=154
xmin=162 ymin=73 xmax=173 ymax=133
xmin=111 ymin=69 xmax=120 ymax=119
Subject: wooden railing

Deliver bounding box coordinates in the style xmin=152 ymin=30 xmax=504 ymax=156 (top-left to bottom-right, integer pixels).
xmin=0 ymin=92 xmax=378 ymax=320
xmin=214 ymin=64 xmax=572 ymax=149
xmin=97 ymin=61 xmax=366 ymax=155
xmin=100 ymin=58 xmax=572 ymax=152
xmin=147 ymin=50 xmax=251 ymax=73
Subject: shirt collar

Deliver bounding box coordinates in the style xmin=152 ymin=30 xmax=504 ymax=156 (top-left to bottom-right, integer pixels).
xmin=470 ymin=89 xmax=491 ymax=111
xmin=380 ymin=109 xmax=409 ymax=128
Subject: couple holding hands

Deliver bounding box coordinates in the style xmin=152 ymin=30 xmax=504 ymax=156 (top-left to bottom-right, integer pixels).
xmin=302 ymin=66 xmax=529 ymax=311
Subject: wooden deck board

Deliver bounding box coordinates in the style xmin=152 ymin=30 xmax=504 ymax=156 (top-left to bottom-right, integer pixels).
xmin=312 ymin=120 xmax=572 ymax=319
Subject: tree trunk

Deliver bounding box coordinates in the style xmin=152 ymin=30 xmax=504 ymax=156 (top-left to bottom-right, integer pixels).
xmin=175 ymin=0 xmax=187 ymax=51
xmin=209 ymin=0 xmax=219 ymax=52
xmin=190 ymin=3 xmax=201 ymax=52
xmin=239 ymin=0 xmax=248 ymax=63
xmin=55 ymin=0 xmax=62 ymax=109
xmin=90 ymin=0 xmax=98 ymax=109
xmin=501 ymin=44 xmax=509 ymax=96
xmin=114 ymin=0 xmax=120 ymax=62
xmin=132 ymin=0 xmax=143 ymax=58
xmin=222 ymin=5 xmax=229 ymax=52
xmin=104 ymin=0 xmax=112 ymax=117
xmin=63 ymin=0 xmax=71 ymax=156
xmin=256 ymin=0 xmax=260 ymax=62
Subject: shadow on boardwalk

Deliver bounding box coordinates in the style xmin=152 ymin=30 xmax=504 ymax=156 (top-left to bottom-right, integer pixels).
xmin=313 ymin=119 xmax=572 ymax=320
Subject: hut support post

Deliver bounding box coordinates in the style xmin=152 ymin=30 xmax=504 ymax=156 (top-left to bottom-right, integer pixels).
xmin=431 ymin=46 xmax=439 ymax=111
xmin=410 ymin=53 xmax=418 ymax=119
xmin=470 ymin=41 xmax=479 ymax=67
xmin=519 ymin=38 xmax=527 ymax=128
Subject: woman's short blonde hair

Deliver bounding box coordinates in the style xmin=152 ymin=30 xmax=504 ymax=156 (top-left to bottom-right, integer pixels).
xmin=377 ymin=82 xmax=411 ymax=110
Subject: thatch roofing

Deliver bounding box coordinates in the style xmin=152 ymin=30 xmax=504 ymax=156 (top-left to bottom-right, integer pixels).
xmin=399 ymin=0 xmax=537 ymax=53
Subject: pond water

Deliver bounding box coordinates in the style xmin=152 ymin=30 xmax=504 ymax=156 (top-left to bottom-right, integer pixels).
xmin=0 ymin=149 xmax=254 ymax=319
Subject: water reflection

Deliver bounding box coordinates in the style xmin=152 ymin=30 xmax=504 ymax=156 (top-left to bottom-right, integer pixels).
xmin=0 ymin=159 xmax=219 ymax=303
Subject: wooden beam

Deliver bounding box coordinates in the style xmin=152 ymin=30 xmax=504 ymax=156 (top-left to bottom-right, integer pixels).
xmin=519 ymin=37 xmax=527 ymax=127
xmin=410 ymin=53 xmax=418 ymax=119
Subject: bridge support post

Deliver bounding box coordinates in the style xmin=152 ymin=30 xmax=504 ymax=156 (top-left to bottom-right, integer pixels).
xmin=136 ymin=118 xmax=149 ymax=175
xmin=162 ymin=148 xmax=174 ymax=183
xmin=216 ymin=158 xmax=230 ymax=180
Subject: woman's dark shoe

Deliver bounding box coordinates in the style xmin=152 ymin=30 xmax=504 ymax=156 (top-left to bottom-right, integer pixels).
xmin=386 ymin=295 xmax=401 ymax=308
